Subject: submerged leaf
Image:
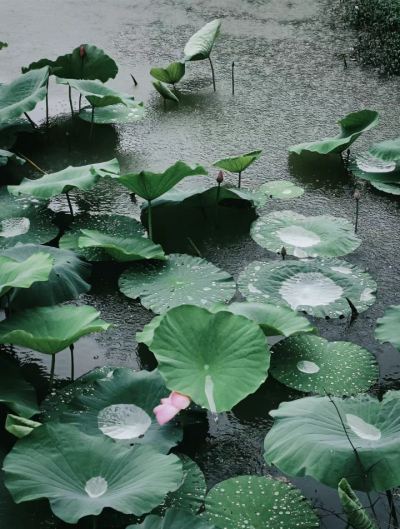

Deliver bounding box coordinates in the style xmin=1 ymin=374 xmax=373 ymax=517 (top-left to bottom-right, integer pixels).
xmin=0 ymin=355 xmax=40 ymax=418
xmin=375 ymin=305 xmax=400 ymax=352
xmin=131 ymin=508 xmax=218 ymax=529
xmin=259 ymin=180 xmax=304 ymax=199
xmin=184 ymin=20 xmax=222 ymax=61
xmin=0 ymin=149 xmax=25 ymax=167
xmin=212 ymin=150 xmax=262 ymax=173
xmin=79 ymin=102 xmax=147 ymax=124
xmin=338 ymin=479 xmax=378 ymax=529
xmin=152 ymin=81 xmax=179 ymax=103
xmin=150 ymin=61 xmax=185 ymax=85
xmin=0 ymin=252 xmax=53 ymax=298
xmin=6 ymin=414 xmax=41 ymax=439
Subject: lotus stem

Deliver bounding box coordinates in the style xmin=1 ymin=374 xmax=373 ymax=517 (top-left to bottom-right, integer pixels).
xmin=208 ymin=56 xmax=216 ymax=92
xmin=46 ymin=78 xmax=49 ymax=130
xmin=49 ymin=355 xmax=56 ymax=392
xmin=89 ymin=105 xmax=95 ymax=140
xmin=17 ymin=153 xmax=47 ymax=174
xmin=65 ymin=191 xmax=74 ymax=217
xmin=238 ymin=171 xmax=242 ymax=188
xmin=216 ymin=183 xmax=221 ymax=227
xmin=70 ymin=344 xmax=75 ymax=382
xmin=130 ymin=74 xmax=138 ymax=86
xmin=93 ymin=516 xmax=97 ymax=529
xmin=148 ymin=200 xmax=153 ymax=240
xmin=66 ymin=132 xmax=71 ymax=152
xmin=79 ymin=94 xmax=82 ymax=113
xmin=232 ymin=61 xmax=235 ymax=95
xmin=24 ymin=112 xmax=37 ymax=129
xmin=68 ymin=86 xmax=74 ymax=117
xmin=188 ymin=237 xmax=202 ymax=257
xmin=386 ymin=490 xmax=399 ymax=528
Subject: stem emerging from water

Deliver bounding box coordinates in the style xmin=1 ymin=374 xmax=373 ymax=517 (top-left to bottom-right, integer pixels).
xmin=355 ymin=199 xmax=359 ymax=233
xmin=65 ymin=191 xmax=74 ymax=216
xmin=70 ymin=343 xmax=75 ymax=381
xmin=232 ymin=61 xmax=235 ymax=95
xmin=89 ymin=105 xmax=95 ymax=139
xmin=49 ymin=355 xmax=56 ymax=392
xmin=216 ymin=182 xmax=221 ymax=226
xmin=68 ymin=86 xmax=74 ymax=117
xmin=148 ymin=200 xmax=153 ymax=240
xmin=209 ymin=56 xmax=216 ymax=91
xmin=24 ymin=112 xmax=37 ymax=129
xmin=46 ymin=77 xmax=49 ymax=129
xmin=238 ymin=171 xmax=242 ymax=188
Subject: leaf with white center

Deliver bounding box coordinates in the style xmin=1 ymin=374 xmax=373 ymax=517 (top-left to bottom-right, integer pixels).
xmin=3 ymin=423 xmax=183 ymax=523
xmin=57 ymin=78 xmax=135 ymax=108
xmin=79 ymin=102 xmax=147 ymax=124
xmin=150 ymin=62 xmax=185 ymax=85
xmin=0 ymin=252 xmax=53 ymax=298
xmin=349 ymin=152 xmax=400 ymax=184
xmin=270 ymin=335 xmax=379 ymax=396
xmin=338 ymin=479 xmax=378 ymax=529
xmin=0 ymin=355 xmax=40 ymax=418
xmin=212 ymin=150 xmax=262 ymax=174
xmin=238 ymin=259 xmax=376 ymax=318
xmin=264 ymin=392 xmax=400 ymax=492
xmin=375 ymin=305 xmax=400 ymax=352
xmin=184 ymin=20 xmax=222 ymax=61
xmin=6 ymin=415 xmax=41 ymax=438
xmin=119 ymin=253 xmax=236 ymax=314
xmin=251 ymin=211 xmax=361 ymax=258
xmin=131 ymin=508 xmax=218 ymax=529
xmin=0 ymin=149 xmax=25 ymax=167
xmin=259 ymin=180 xmax=304 ymax=199
xmin=152 ymin=81 xmax=179 ymax=103
xmin=200 ymin=475 xmax=319 ymax=529
xmin=369 ymin=137 xmax=400 ymax=162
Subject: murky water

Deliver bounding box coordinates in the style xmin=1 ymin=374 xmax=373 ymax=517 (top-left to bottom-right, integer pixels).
xmin=1 ymin=0 xmax=400 ymax=527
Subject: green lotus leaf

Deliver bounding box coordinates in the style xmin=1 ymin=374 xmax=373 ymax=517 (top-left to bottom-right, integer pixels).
xmin=0 ymin=149 xmax=25 ymax=167
xmin=371 ymin=181 xmax=400 ymax=194
xmin=338 ymin=478 xmax=378 ymax=529
xmin=119 ymin=253 xmax=236 ymax=314
xmin=0 ymin=244 xmax=91 ymax=309
xmin=60 ymin=213 xmax=145 ymax=261
xmin=150 ymin=61 xmax=186 ymax=85
xmin=149 ymin=305 xmax=270 ymax=412
xmin=259 ymin=180 xmax=304 ymax=199
xmin=137 ymin=315 xmax=165 ymax=347
xmin=8 ymin=158 xmax=120 ymax=199
xmin=184 ymin=20 xmax=222 ymax=61
xmin=0 ymin=305 xmax=114 ymax=355
xmin=118 ymin=161 xmax=208 ymax=201
xmin=78 ymin=229 xmax=166 ymax=262
xmin=238 ymin=259 xmax=377 ymax=318
xmin=349 ymin=152 xmax=400 ymax=183
xmin=289 ymin=110 xmax=380 ymax=155
xmin=200 ymin=475 xmax=319 ymax=529
xmin=60 ymin=368 xmax=182 ymax=454
xmin=6 ymin=414 xmax=41 ymax=439
xmin=58 ymin=78 xmax=135 ymax=108
xmin=79 ymin=102 xmax=147 ymax=124
xmin=131 ymin=508 xmax=218 ymax=529
xmin=0 ymin=67 xmax=49 ymax=123
xmin=3 ymin=423 xmax=183 ymax=523
xmin=0 ymin=118 xmax=33 ymax=149
xmin=375 ymin=305 xmax=400 ymax=352
xmin=0 ymin=42 xmax=8 ymax=50
xmin=151 ymin=81 xmax=179 ymax=103
xmin=212 ymin=150 xmax=262 ymax=173
xmin=251 ymin=211 xmax=361 ymax=258
xmin=369 ymin=137 xmax=400 ymax=162
xmin=264 ymin=391 xmax=400 ymax=492
xmin=0 ymin=355 xmax=40 ymax=418
xmin=22 ymin=44 xmax=118 ymax=82
xmin=270 ymin=335 xmax=379 ymax=396
xmin=0 ymin=191 xmax=58 ymax=249
xmin=0 ymin=252 xmax=53 ymax=298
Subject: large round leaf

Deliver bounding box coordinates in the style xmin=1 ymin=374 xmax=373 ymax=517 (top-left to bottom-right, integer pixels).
xmin=152 ymin=82 xmax=179 ymax=103
xmin=60 ymin=368 xmax=182 ymax=453
xmin=212 ymin=150 xmax=262 ymax=174
xmin=0 ymin=244 xmax=91 ymax=309
xmin=0 ymin=149 xmax=25 ymax=167
xmin=251 ymin=211 xmax=361 ymax=258
xmin=0 ymin=118 xmax=33 ymax=149
xmin=0 ymin=252 xmax=53 ymax=298
xmin=259 ymin=180 xmax=304 ymax=199
xmin=79 ymin=103 xmax=147 ymax=124
xmin=375 ymin=305 xmax=400 ymax=352
xmin=4 ymin=423 xmax=183 ymax=523
xmin=270 ymin=335 xmax=379 ymax=396
xmin=238 ymin=259 xmax=377 ymax=318
xmin=131 ymin=508 xmax=218 ymax=529
xmin=149 ymin=305 xmax=270 ymax=412
xmin=58 ymin=78 xmax=135 ymax=108
xmin=369 ymin=137 xmax=400 ymax=162
xmin=119 ymin=254 xmax=236 ymax=314
xmin=150 ymin=62 xmax=185 ymax=85
xmin=0 ymin=305 xmax=114 ymax=355
xmin=184 ymin=20 xmax=222 ymax=61
xmin=264 ymin=392 xmax=400 ymax=492
xmin=200 ymin=475 xmax=319 ymax=529
xmin=0 ymin=67 xmax=49 ymax=123
xmin=288 ymin=110 xmax=379 ymax=155
xmin=0 ymin=355 xmax=39 ymax=418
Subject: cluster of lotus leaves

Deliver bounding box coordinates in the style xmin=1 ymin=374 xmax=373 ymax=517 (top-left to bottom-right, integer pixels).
xmin=150 ymin=62 xmax=186 ymax=85
xmin=0 ymin=252 xmax=53 ymax=297
xmin=0 ymin=355 xmax=40 ymax=418
xmin=350 ymin=150 xmax=400 ymax=195
xmin=184 ymin=20 xmax=221 ymax=61
xmin=375 ymin=304 xmax=400 ymax=352
xmin=259 ymin=180 xmax=304 ymax=199
xmin=0 ymin=149 xmax=25 ymax=167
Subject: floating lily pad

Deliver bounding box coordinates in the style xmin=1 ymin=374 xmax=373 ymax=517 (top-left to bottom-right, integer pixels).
xmin=0 ymin=305 xmax=114 ymax=355
xmin=79 ymin=103 xmax=147 ymax=124
xmin=131 ymin=508 xmax=218 ymax=529
xmin=259 ymin=180 xmax=304 ymax=199
xmin=8 ymin=158 xmax=120 ymax=199
xmin=212 ymin=150 xmax=262 ymax=174
xmin=0 ymin=191 xmax=58 ymax=249
xmin=0 ymin=244 xmax=91 ymax=309
xmin=288 ymin=110 xmax=379 ymax=155
xmin=119 ymin=254 xmax=236 ymax=314
xmin=5 ymin=415 xmax=41 ymax=439
xmin=349 ymin=152 xmax=400 ymax=183
xmin=371 ymin=181 xmax=400 ymax=194
xmin=375 ymin=305 xmax=400 ymax=352
xmin=150 ymin=62 xmax=186 ymax=85
xmin=270 ymin=335 xmax=379 ymax=396
xmin=58 ymin=78 xmax=136 ymax=108
xmin=251 ymin=211 xmax=361 ymax=258
xmin=152 ymin=81 xmax=179 ymax=103
xmin=0 ymin=355 xmax=40 ymax=418
xmin=264 ymin=391 xmax=400 ymax=492
xmin=200 ymin=475 xmax=319 ymax=529
xmin=60 ymin=368 xmax=182 ymax=454
xmin=238 ymin=259 xmax=377 ymax=318
xmin=0 ymin=118 xmax=33 ymax=149
xmin=338 ymin=479 xmax=378 ymax=529
xmin=0 ymin=149 xmax=25 ymax=167
xmin=149 ymin=305 xmax=270 ymax=412
xmin=0 ymin=252 xmax=53 ymax=298
xmin=184 ymin=20 xmax=222 ymax=61
xmin=369 ymin=137 xmax=400 ymax=162
xmin=4 ymin=423 xmax=183 ymax=523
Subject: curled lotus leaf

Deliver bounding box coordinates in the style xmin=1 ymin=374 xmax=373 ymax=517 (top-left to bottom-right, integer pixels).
xmin=258 ymin=180 xmax=304 ymax=199
xmin=375 ymin=305 xmax=400 ymax=352
xmin=150 ymin=61 xmax=186 ymax=85
xmin=5 ymin=415 xmax=41 ymax=439
xmin=184 ymin=20 xmax=222 ymax=61
xmin=0 ymin=149 xmax=25 ymax=167
xmin=79 ymin=102 xmax=147 ymax=124
xmin=0 ymin=252 xmax=53 ymax=298
xmin=152 ymin=81 xmax=179 ymax=103
xmin=338 ymin=479 xmax=378 ymax=529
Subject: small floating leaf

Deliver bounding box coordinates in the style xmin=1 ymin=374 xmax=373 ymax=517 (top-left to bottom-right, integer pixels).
xmin=259 ymin=180 xmax=304 ymax=199
xmin=0 ymin=355 xmax=40 ymax=418
xmin=375 ymin=305 xmax=400 ymax=352
xmin=184 ymin=20 xmax=222 ymax=61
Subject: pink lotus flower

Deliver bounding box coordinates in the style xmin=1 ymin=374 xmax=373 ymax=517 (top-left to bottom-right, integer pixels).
xmin=153 ymin=392 xmax=191 ymax=425
xmin=216 ymin=170 xmax=224 ymax=184
xmin=80 ymin=45 xmax=86 ymax=58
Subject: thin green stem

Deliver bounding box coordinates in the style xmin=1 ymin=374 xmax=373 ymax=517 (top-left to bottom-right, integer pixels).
xmin=238 ymin=171 xmax=242 ymax=188
xmin=216 ymin=183 xmax=221 ymax=226
xmin=148 ymin=200 xmax=153 ymax=240
xmin=89 ymin=105 xmax=95 ymax=139
xmin=70 ymin=344 xmax=75 ymax=382
xmin=79 ymin=94 xmax=82 ymax=113
xmin=68 ymin=86 xmax=74 ymax=117
xmin=386 ymin=489 xmax=399 ymax=528
xmin=46 ymin=78 xmax=49 ymax=129
xmin=24 ymin=112 xmax=37 ymax=129
xmin=65 ymin=191 xmax=74 ymax=216
xmin=187 ymin=237 xmax=202 ymax=257
xmin=93 ymin=516 xmax=97 ymax=529
xmin=355 ymin=200 xmax=359 ymax=233
xmin=209 ymin=56 xmax=216 ymax=91
xmin=232 ymin=61 xmax=235 ymax=95
xmin=49 ymin=355 xmax=56 ymax=392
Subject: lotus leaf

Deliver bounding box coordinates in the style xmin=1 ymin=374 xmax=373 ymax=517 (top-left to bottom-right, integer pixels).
xmin=0 ymin=355 xmax=40 ymax=418
xmin=200 ymin=475 xmax=319 ymax=529
xmin=0 ymin=42 xmax=8 ymax=50
xmin=131 ymin=508 xmax=218 ymax=529
xmin=0 ymin=149 xmax=25 ymax=166
xmin=212 ymin=150 xmax=262 ymax=187
xmin=119 ymin=253 xmax=236 ymax=314
xmin=259 ymin=180 xmax=304 ymax=199
xmin=349 ymin=152 xmax=400 ymax=183
xmin=375 ymin=305 xmax=400 ymax=352
xmin=58 ymin=78 xmax=135 ymax=108
xmin=3 ymin=423 xmax=183 ymax=523
xmin=149 ymin=305 xmax=270 ymax=412
xmin=79 ymin=102 xmax=147 ymax=124
xmin=371 ymin=181 xmax=400 ymax=194
xmin=251 ymin=211 xmax=361 ymax=258
xmin=238 ymin=259 xmax=377 ymax=318
xmin=152 ymin=81 xmax=179 ymax=103
xmin=289 ymin=110 xmax=379 ymax=155
xmin=184 ymin=20 xmax=222 ymax=61
xmin=150 ymin=61 xmax=186 ymax=85
xmin=338 ymin=479 xmax=378 ymax=529
xmin=6 ymin=415 xmax=41 ymax=439
xmin=0 ymin=252 xmax=53 ymax=298
xmin=0 ymin=118 xmax=33 ymax=149
xmin=264 ymin=391 xmax=400 ymax=491
xmin=369 ymin=137 xmax=400 ymax=162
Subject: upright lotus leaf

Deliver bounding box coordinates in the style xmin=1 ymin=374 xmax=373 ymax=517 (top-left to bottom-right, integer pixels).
xmin=0 ymin=252 xmax=53 ymax=298
xmin=149 ymin=305 xmax=270 ymax=412
xmin=78 ymin=229 xmax=166 ymax=262
xmin=0 ymin=305 xmax=114 ymax=355
xmin=184 ymin=20 xmax=222 ymax=61
xmin=57 ymin=78 xmax=135 ymax=108
xmin=369 ymin=137 xmax=400 ymax=162
xmin=0 ymin=355 xmax=40 ymax=418
xmin=264 ymin=392 xmax=400 ymax=492
xmin=288 ymin=110 xmax=379 ymax=155
xmin=3 ymin=423 xmax=183 ymax=524
xmin=212 ymin=150 xmax=262 ymax=188
xmin=8 ymin=158 xmax=120 ymax=199
xmin=0 ymin=149 xmax=25 ymax=167
xmin=349 ymin=152 xmax=400 ymax=184
xmin=60 ymin=213 xmax=145 ymax=261
xmin=22 ymin=44 xmax=118 ymax=82
xmin=0 ymin=67 xmax=49 ymax=123
xmin=152 ymin=81 xmax=179 ymax=103
xmin=375 ymin=305 xmax=400 ymax=352
xmin=338 ymin=478 xmax=378 ymax=529
xmin=238 ymin=259 xmax=377 ymax=318
xmin=251 ymin=211 xmax=361 ymax=258
xmin=200 ymin=475 xmax=319 ymax=529
xmin=0 ymin=245 xmax=91 ymax=309
xmin=259 ymin=180 xmax=304 ymax=199
xmin=6 ymin=415 xmax=41 ymax=439
xmin=270 ymin=335 xmax=379 ymax=396
xmin=79 ymin=102 xmax=147 ymax=124
xmin=0 ymin=118 xmax=33 ymax=149
xmin=131 ymin=508 xmax=219 ymax=529
xmin=0 ymin=189 xmax=58 ymax=249
xmin=119 ymin=254 xmax=236 ymax=315
xmin=60 ymin=368 xmax=182 ymax=454
xmin=150 ymin=61 xmax=186 ymax=85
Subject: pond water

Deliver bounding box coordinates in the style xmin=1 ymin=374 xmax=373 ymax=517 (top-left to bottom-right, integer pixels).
xmin=1 ymin=0 xmax=400 ymax=527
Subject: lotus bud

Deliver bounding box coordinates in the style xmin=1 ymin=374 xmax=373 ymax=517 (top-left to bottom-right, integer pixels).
xmin=80 ymin=45 xmax=86 ymax=58
xmin=153 ymin=391 xmax=191 ymax=425
xmin=354 ymin=189 xmax=360 ymax=200
xmin=216 ymin=171 xmax=223 ymax=184
xmin=281 ymin=246 xmax=287 ymax=260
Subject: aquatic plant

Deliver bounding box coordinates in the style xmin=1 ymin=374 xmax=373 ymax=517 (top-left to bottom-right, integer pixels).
xmin=0 ymin=355 xmax=40 ymax=418
xmin=0 ymin=42 xmax=8 ymax=50
xmin=131 ymin=508 xmax=219 ymax=529
xmin=375 ymin=305 xmax=400 ymax=352
xmin=5 ymin=415 xmax=41 ymax=439
xmin=79 ymin=102 xmax=147 ymax=125
xmin=0 ymin=149 xmax=25 ymax=167
xmin=369 ymin=137 xmax=400 ymax=161
xmin=338 ymin=479 xmax=378 ymax=529
xmin=350 ymin=152 xmax=400 ymax=194
xmin=0 ymin=252 xmax=53 ymax=298
xmin=258 ymin=180 xmax=304 ymax=198
xmin=354 ymin=188 xmax=360 ymax=232
xmin=212 ymin=150 xmax=262 ymax=188
xmin=152 ymin=81 xmax=179 ymax=109
xmin=154 ymin=392 xmax=191 ymax=426
xmin=0 ymin=118 xmax=33 ymax=149
xmin=150 ymin=61 xmax=186 ymax=86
